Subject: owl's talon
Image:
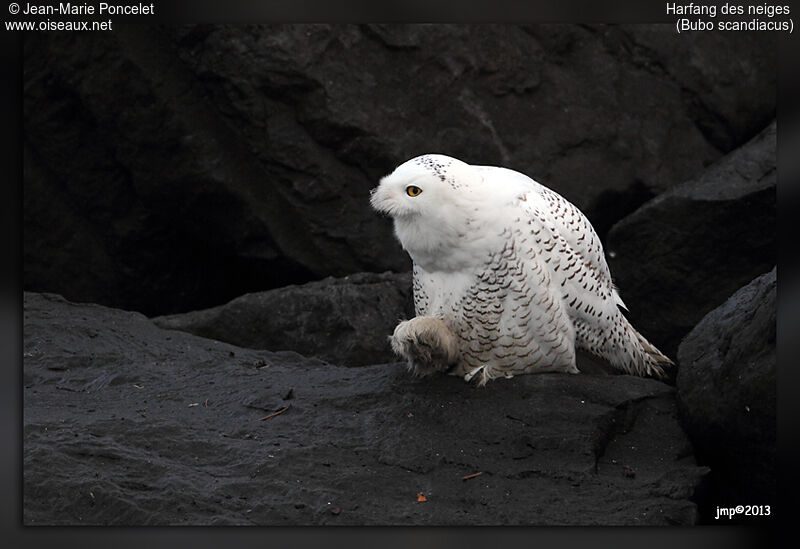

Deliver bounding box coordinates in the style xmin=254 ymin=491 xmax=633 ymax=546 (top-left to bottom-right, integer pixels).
xmin=463 ymin=366 xmax=484 ymax=383
xmin=464 ymin=365 xmax=495 ymax=386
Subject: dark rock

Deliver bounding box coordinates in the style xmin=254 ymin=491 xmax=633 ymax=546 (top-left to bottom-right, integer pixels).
xmin=606 ymin=121 xmax=775 ymax=360
xmin=153 ymin=271 xmax=414 ymax=367
xmin=608 ymin=26 xmax=776 ymax=153
xmin=24 ymin=292 xmax=706 ymax=525
xmin=23 ymin=24 xmax=776 ymax=315
xmin=676 ymin=268 xmax=776 ymax=519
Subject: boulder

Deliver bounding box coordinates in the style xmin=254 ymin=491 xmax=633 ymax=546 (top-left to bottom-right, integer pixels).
xmin=23 ymin=24 xmax=776 ymax=315
xmin=676 ymin=268 xmax=776 ymax=519
xmin=616 ymin=26 xmax=776 ymax=153
xmin=153 ymin=271 xmax=414 ymax=367
xmin=24 ymin=292 xmax=706 ymax=525
xmin=606 ymin=121 xmax=775 ymax=360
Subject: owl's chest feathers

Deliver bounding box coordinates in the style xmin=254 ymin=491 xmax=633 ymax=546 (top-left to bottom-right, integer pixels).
xmin=415 ymin=268 xmax=475 ymax=319
xmin=393 ymin=211 xmax=498 ymax=273
xmin=408 ymin=232 xmax=514 ymax=322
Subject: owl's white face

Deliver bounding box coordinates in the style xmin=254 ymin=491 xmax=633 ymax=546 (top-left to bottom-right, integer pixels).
xmin=370 ymin=154 xmax=483 ymax=219
xmin=370 ymin=172 xmax=445 ymax=220
xmin=371 ymin=154 xmax=496 ymax=272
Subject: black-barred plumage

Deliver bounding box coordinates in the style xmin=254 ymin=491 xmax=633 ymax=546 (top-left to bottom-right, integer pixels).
xmin=371 ymin=154 xmax=673 ymax=385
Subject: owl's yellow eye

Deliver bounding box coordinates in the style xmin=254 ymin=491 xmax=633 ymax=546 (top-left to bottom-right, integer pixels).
xmin=406 ymin=185 xmax=422 ymax=197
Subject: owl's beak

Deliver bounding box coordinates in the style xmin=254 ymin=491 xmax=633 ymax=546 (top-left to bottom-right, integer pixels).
xmin=369 ymin=185 xmax=391 ymax=215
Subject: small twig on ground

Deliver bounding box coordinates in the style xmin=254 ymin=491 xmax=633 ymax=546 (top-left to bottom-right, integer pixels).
xmin=260 ymin=405 xmax=290 ymax=421
xmin=461 ymin=471 xmax=483 ymax=481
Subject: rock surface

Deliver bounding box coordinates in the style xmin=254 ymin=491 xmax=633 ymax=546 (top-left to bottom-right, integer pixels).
xmin=23 ymin=24 xmax=776 ymax=315
xmin=24 ymin=292 xmax=706 ymax=525
xmin=606 ymin=121 xmax=776 ymax=361
xmin=153 ymin=271 xmax=414 ymax=367
xmin=676 ymin=268 xmax=776 ymax=519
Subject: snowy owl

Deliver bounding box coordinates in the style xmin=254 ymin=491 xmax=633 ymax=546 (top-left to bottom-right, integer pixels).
xmin=370 ymin=153 xmax=673 ymax=385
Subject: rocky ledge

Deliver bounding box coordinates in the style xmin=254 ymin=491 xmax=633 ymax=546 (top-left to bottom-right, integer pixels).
xmin=24 ymin=292 xmax=705 ymax=525
xmin=153 ymin=271 xmax=414 ymax=367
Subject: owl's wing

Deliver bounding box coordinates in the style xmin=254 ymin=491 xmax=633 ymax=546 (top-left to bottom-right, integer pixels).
xmin=476 ymin=165 xmax=624 ymax=310
xmin=468 ymin=164 xmax=669 ymax=377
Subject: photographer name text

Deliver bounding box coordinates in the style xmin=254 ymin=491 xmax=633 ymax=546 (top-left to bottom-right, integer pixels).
xmin=18 ymin=2 xmax=154 ymax=15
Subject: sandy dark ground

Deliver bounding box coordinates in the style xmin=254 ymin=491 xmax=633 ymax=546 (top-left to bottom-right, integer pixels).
xmin=24 ymin=292 xmax=705 ymax=525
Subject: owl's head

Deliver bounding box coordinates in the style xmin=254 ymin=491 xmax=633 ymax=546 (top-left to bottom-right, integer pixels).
xmin=370 ymin=154 xmax=494 ymax=271
xmin=369 ymin=154 xmax=484 ymax=219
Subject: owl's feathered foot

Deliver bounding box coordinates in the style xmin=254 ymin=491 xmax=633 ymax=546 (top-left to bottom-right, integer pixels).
xmin=391 ymin=316 xmax=460 ymax=377
xmin=462 ymin=364 xmax=516 ymax=386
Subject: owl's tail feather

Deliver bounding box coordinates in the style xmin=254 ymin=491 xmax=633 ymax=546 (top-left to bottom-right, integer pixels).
xmin=630 ymin=326 xmax=675 ymax=381
xmin=580 ymin=316 xmax=675 ymax=381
